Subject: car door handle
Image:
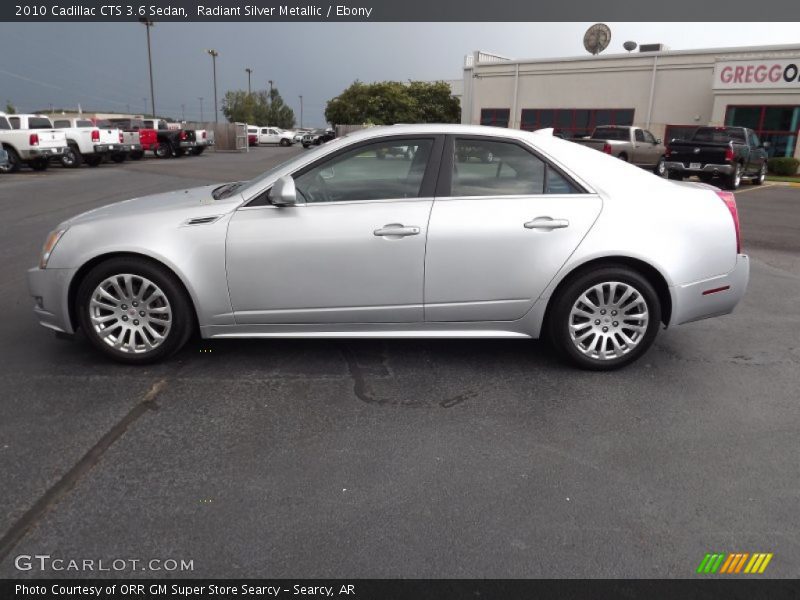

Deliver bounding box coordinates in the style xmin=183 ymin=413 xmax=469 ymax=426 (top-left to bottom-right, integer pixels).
xmin=524 ymin=217 xmax=570 ymax=230
xmin=373 ymin=224 xmax=421 ymax=237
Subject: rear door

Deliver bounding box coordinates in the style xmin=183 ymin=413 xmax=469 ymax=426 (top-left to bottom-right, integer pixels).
xmin=424 ymin=135 xmax=602 ymax=322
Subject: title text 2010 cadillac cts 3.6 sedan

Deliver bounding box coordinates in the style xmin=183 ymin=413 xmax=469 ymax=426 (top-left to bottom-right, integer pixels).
xmin=28 ymin=125 xmax=749 ymax=370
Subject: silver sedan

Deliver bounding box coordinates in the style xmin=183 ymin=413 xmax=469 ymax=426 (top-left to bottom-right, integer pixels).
xmin=28 ymin=124 xmax=749 ymax=370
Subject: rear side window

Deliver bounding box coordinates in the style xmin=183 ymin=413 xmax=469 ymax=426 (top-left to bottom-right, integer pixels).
xmin=635 ymin=129 xmax=645 ymax=142
xmin=593 ymin=127 xmax=628 ymax=141
xmin=452 ymin=139 xmax=580 ymax=197
xmin=28 ymin=118 xmax=52 ymax=129
xmin=76 ymin=119 xmax=93 ymax=127
xmin=9 ymin=117 xmax=20 ymax=129
xmin=53 ymin=120 xmax=70 ymax=128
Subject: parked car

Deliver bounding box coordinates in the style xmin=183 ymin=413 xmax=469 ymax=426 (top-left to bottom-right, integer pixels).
xmin=94 ymin=119 xmax=144 ymax=161
xmin=49 ymin=117 xmax=125 ymax=168
xmin=664 ymin=126 xmax=768 ymax=190
xmin=301 ymin=128 xmax=335 ymax=148
xmin=574 ymin=126 xmax=667 ymax=175
xmin=109 ymin=118 xmax=195 ymax=158
xmin=191 ymin=128 xmax=214 ymax=155
xmin=257 ymin=126 xmax=294 ymax=146
xmin=0 ymin=112 xmax=67 ymax=171
xmin=293 ymin=129 xmax=312 ymax=144
xmin=27 ymin=124 xmax=748 ymax=370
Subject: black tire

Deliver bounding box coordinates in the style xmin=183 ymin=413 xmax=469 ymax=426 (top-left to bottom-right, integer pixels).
xmin=174 ymin=148 xmax=186 ymax=158
xmin=618 ymin=153 xmax=629 ymax=162
xmin=154 ymin=143 xmax=171 ymax=159
xmin=29 ymin=158 xmax=49 ymax=171
xmin=85 ymin=155 xmax=103 ymax=167
xmin=302 ymin=143 xmax=311 ymax=149
xmin=654 ymin=156 xmax=666 ymax=177
xmin=3 ymin=146 xmax=22 ymax=173
xmin=110 ymin=153 xmax=126 ymax=163
xmin=129 ymin=150 xmax=144 ymax=161
xmin=546 ymin=266 xmax=662 ymax=371
xmin=61 ymin=144 xmax=83 ymax=168
xmin=280 ymin=139 xmax=289 ymax=147
xmin=191 ymin=146 xmax=206 ymax=156
xmin=723 ymin=162 xmax=742 ymax=191
xmin=698 ymin=174 xmax=714 ymax=184
xmin=667 ymin=171 xmax=683 ymax=181
xmin=753 ymin=162 xmax=767 ymax=186
xmin=76 ymin=257 xmax=194 ymax=365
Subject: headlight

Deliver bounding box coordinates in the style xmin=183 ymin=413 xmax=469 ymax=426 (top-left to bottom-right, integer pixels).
xmin=39 ymin=227 xmax=68 ymax=269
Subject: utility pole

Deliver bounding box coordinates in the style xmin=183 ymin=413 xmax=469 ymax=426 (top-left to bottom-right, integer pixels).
xmin=142 ymin=97 xmax=147 ymax=117
xmin=181 ymin=103 xmax=185 ymax=121
xmin=206 ymin=49 xmax=219 ymax=123
xmin=198 ymin=97 xmax=204 ymax=122
xmin=245 ymin=68 xmax=253 ymax=95
xmin=298 ymin=95 xmax=303 ymax=128
xmin=139 ymin=18 xmax=156 ymax=117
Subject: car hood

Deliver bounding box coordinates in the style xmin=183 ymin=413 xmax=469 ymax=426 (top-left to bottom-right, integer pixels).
xmin=63 ymin=183 xmax=239 ymax=226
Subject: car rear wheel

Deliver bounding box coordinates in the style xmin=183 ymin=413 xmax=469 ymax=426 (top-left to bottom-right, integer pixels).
xmin=280 ymin=139 xmax=289 ymax=146
xmin=129 ymin=150 xmax=144 ymax=160
xmin=191 ymin=147 xmax=205 ymax=155
xmin=29 ymin=158 xmax=49 ymax=171
xmin=547 ymin=267 xmax=661 ymax=370
xmin=154 ymin=143 xmax=171 ymax=159
xmin=85 ymin=155 xmax=103 ymax=167
xmin=110 ymin=153 xmax=126 ymax=163
xmin=753 ymin=162 xmax=767 ymax=186
xmin=61 ymin=145 xmax=83 ymax=168
xmin=77 ymin=258 xmax=194 ymax=364
xmin=667 ymin=171 xmax=683 ymax=181
xmin=2 ymin=147 xmax=22 ymax=173
xmin=724 ymin=163 xmax=742 ymax=190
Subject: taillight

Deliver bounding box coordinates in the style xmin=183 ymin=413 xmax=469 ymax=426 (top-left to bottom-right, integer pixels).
xmin=91 ymin=129 xmax=100 ymax=142
xmin=602 ymin=142 xmax=612 ymax=154
xmin=202 ymin=131 xmax=207 ymax=139
xmin=119 ymin=132 xmax=124 ymax=143
xmin=724 ymin=145 xmax=734 ymax=162
xmin=664 ymin=146 xmax=672 ymax=158
xmin=716 ymin=190 xmax=741 ymax=254
xmin=29 ymin=133 xmax=39 ymax=146
xmin=180 ymin=131 xmax=187 ymax=140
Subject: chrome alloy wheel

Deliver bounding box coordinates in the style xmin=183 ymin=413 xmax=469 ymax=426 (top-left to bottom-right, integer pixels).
xmin=89 ymin=274 xmax=172 ymax=354
xmin=568 ymin=281 xmax=650 ymax=361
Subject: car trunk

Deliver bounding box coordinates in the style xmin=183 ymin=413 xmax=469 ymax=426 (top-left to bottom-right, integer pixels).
xmin=668 ymin=141 xmax=730 ymax=166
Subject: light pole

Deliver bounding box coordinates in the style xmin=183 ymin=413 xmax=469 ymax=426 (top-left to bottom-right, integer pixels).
xmin=142 ymin=97 xmax=147 ymax=117
xmin=298 ymin=95 xmax=303 ymax=128
xmin=198 ymin=97 xmax=204 ymax=122
xmin=139 ymin=18 xmax=156 ymax=117
xmin=181 ymin=103 xmax=185 ymax=121
xmin=245 ymin=68 xmax=253 ymax=95
xmin=206 ymin=49 xmax=219 ymax=123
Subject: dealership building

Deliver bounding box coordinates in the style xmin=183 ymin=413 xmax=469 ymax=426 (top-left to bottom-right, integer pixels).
xmin=460 ymin=43 xmax=800 ymax=160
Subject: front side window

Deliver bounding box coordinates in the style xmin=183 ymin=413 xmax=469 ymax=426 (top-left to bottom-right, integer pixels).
xmin=452 ymin=139 xmax=579 ymax=197
xmin=635 ymin=129 xmax=645 ymax=142
xmin=293 ymin=138 xmax=434 ymax=203
xmin=0 ymin=117 xmax=10 ymax=130
xmin=642 ymin=130 xmax=657 ymax=144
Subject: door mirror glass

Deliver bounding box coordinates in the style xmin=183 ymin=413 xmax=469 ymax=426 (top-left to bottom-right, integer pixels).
xmin=269 ymin=175 xmax=299 ymax=206
xmin=656 ymin=138 xmax=662 ymax=144
xmin=762 ymin=141 xmax=771 ymax=149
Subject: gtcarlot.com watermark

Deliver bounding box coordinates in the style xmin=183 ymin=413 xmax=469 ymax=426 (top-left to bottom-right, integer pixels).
xmin=14 ymin=553 xmax=194 ymax=573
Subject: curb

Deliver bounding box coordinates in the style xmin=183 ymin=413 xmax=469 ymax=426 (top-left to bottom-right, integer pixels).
xmin=764 ymin=180 xmax=800 ymax=188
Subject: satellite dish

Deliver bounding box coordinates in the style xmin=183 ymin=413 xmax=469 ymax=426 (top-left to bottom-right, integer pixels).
xmin=623 ymin=41 xmax=638 ymax=53
xmin=583 ymin=23 xmax=612 ymax=55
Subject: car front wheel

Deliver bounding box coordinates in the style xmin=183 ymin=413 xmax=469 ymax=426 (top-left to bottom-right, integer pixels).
xmin=724 ymin=163 xmax=742 ymax=190
xmin=77 ymin=258 xmax=194 ymax=364
xmin=547 ymin=267 xmax=661 ymax=370
xmin=753 ymin=162 xmax=767 ymax=186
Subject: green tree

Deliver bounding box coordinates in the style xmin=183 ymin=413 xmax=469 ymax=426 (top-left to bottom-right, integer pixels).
xmin=222 ymin=87 xmax=295 ymax=128
xmin=325 ymin=80 xmax=460 ymax=126
xmin=5 ymin=100 xmax=16 ymax=114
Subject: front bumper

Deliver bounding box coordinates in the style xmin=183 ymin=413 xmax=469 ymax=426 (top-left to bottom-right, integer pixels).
xmin=27 ymin=266 xmax=77 ymax=334
xmin=665 ymin=161 xmax=734 ymax=175
xmin=670 ymin=254 xmax=749 ymax=326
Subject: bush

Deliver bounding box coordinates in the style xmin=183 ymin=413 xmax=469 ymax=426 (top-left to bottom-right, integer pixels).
xmin=767 ymin=157 xmax=800 ymax=176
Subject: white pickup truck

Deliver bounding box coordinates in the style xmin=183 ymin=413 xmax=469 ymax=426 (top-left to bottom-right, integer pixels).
xmin=257 ymin=126 xmax=294 ymax=146
xmin=0 ymin=112 xmax=67 ymax=171
xmin=191 ymin=128 xmax=214 ymax=155
xmin=94 ymin=119 xmax=144 ymax=161
xmin=49 ymin=116 xmax=127 ymax=167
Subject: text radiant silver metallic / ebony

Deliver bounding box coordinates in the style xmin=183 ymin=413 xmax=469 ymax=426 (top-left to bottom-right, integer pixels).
xmin=27 ymin=125 xmax=749 ymax=369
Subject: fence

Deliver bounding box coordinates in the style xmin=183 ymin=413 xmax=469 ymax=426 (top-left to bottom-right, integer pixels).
xmin=183 ymin=122 xmax=248 ymax=151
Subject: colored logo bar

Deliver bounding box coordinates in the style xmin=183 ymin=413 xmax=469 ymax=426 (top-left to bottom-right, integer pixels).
xmin=696 ymin=552 xmax=773 ymax=574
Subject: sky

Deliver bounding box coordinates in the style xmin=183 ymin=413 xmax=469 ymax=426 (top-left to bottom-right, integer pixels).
xmin=1 ymin=22 xmax=798 ymax=127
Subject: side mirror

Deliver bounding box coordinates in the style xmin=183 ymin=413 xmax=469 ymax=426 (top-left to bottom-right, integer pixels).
xmin=656 ymin=138 xmax=662 ymax=144
xmin=269 ymin=175 xmax=299 ymax=206
xmin=762 ymin=141 xmax=771 ymax=149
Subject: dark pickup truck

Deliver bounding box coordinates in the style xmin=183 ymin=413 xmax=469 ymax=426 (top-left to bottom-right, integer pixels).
xmin=108 ymin=118 xmax=196 ymax=159
xmin=664 ymin=126 xmax=768 ymax=190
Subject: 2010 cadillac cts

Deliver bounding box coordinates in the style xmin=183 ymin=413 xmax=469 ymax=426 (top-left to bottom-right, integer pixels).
xmin=27 ymin=125 xmax=749 ymax=370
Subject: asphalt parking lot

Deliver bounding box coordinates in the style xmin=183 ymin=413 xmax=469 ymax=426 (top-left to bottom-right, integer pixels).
xmin=1 ymin=148 xmax=798 ymax=579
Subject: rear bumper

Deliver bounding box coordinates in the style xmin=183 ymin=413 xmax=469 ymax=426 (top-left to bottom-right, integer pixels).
xmin=22 ymin=146 xmax=65 ymax=159
xmin=670 ymin=254 xmax=749 ymax=326
xmin=27 ymin=266 xmax=76 ymax=335
xmin=179 ymin=141 xmax=196 ymax=148
xmin=665 ymin=161 xmax=734 ymax=175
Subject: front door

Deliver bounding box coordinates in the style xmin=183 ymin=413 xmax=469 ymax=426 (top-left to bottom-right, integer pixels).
xmin=424 ymin=136 xmax=602 ymax=322
xmin=226 ymin=136 xmax=442 ymax=324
